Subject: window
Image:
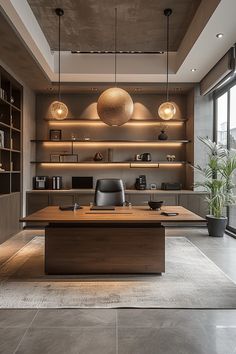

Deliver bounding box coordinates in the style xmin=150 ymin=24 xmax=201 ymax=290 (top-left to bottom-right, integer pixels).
xmin=216 ymin=93 xmax=228 ymax=148
xmin=215 ymin=82 xmax=236 ymax=234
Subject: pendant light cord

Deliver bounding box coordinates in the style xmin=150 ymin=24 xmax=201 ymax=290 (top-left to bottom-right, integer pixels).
xmin=114 ymin=7 xmax=117 ymax=87
xmin=58 ymin=11 xmax=61 ymax=101
xmin=166 ymin=12 xmax=169 ymax=102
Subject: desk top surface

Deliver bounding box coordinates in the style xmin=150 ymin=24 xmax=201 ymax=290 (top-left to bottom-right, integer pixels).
xmin=21 ymin=206 xmax=204 ymax=224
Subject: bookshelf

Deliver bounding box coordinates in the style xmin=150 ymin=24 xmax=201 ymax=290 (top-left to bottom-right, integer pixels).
xmin=0 ymin=66 xmax=22 ymax=195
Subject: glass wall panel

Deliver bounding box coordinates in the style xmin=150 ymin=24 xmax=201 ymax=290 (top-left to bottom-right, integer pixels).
xmin=229 ymin=86 xmax=236 ymax=230
xmin=217 ymin=92 xmax=228 ymax=148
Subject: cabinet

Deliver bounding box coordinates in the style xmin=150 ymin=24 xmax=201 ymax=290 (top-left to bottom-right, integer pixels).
xmin=0 ymin=193 xmax=21 ymax=243
xmin=0 ymin=66 xmax=22 ymax=194
xmin=0 ymin=66 xmax=22 ymax=243
xmin=50 ymin=193 xmax=75 ymax=206
xmin=179 ymin=194 xmax=208 ymax=218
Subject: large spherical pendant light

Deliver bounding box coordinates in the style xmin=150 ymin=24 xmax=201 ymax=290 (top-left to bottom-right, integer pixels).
xmin=158 ymin=9 xmax=176 ymax=121
xmin=50 ymin=8 xmax=68 ymax=120
xmin=97 ymin=8 xmax=133 ymax=126
xmin=97 ymin=87 xmax=133 ymax=126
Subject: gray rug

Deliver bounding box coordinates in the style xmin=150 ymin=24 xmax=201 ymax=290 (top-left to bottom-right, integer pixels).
xmin=0 ymin=237 xmax=236 ymax=308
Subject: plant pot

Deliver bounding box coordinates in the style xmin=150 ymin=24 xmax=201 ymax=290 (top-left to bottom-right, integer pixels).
xmin=206 ymin=215 xmax=227 ymax=237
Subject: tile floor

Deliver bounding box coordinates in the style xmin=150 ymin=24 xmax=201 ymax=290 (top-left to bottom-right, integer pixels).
xmin=0 ymin=227 xmax=236 ymax=354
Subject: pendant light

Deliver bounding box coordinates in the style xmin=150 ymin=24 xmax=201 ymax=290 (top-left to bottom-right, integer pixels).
xmin=158 ymin=8 xmax=176 ymax=121
xmin=50 ymin=8 xmax=68 ymax=120
xmin=97 ymin=8 xmax=133 ymax=126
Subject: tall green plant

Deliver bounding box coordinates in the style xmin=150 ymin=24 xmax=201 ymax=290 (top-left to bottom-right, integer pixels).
xmin=194 ymin=137 xmax=236 ymax=218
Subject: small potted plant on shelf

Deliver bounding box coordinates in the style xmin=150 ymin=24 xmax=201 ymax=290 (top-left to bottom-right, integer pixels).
xmin=194 ymin=137 xmax=236 ymax=237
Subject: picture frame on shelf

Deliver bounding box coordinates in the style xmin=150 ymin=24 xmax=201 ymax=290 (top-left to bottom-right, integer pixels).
xmin=0 ymin=130 xmax=4 ymax=148
xmin=59 ymin=154 xmax=78 ymax=163
xmin=50 ymin=154 xmax=60 ymax=162
xmin=50 ymin=129 xmax=62 ymax=141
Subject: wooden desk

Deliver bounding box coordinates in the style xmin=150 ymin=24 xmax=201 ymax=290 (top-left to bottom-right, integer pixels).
xmin=21 ymin=206 xmax=204 ymax=275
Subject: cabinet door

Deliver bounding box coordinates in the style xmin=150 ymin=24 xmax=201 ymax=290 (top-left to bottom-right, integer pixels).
xmin=49 ymin=193 xmax=75 ymax=206
xmin=151 ymin=194 xmax=178 ymax=206
xmin=75 ymin=193 xmax=94 ymax=206
xmin=27 ymin=193 xmax=49 ymax=214
xmin=128 ymin=193 xmax=151 ymax=206
xmin=26 ymin=192 xmax=49 ymax=228
xmin=0 ymin=193 xmax=21 ymax=244
xmin=179 ymin=194 xmax=208 ymax=217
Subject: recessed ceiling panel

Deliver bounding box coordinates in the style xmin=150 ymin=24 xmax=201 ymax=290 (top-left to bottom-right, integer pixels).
xmin=27 ymin=0 xmax=201 ymax=52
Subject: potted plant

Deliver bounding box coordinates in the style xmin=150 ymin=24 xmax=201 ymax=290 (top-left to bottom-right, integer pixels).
xmin=194 ymin=137 xmax=236 ymax=237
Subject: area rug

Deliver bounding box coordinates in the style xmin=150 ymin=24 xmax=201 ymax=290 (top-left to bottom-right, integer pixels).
xmin=0 ymin=236 xmax=236 ymax=308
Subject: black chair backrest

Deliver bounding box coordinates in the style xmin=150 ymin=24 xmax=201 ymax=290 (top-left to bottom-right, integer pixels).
xmin=94 ymin=179 xmax=125 ymax=206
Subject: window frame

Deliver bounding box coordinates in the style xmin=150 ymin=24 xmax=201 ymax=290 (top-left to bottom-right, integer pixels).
xmin=213 ymin=77 xmax=236 ymax=234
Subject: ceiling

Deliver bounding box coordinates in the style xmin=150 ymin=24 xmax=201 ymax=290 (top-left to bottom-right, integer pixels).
xmin=1 ymin=0 xmax=236 ymax=92
xmin=48 ymin=82 xmax=194 ymax=94
xmin=27 ymin=0 xmax=201 ymax=52
xmin=0 ymin=10 xmax=50 ymax=90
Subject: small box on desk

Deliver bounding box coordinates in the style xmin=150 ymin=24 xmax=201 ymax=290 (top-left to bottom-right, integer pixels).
xmin=161 ymin=183 xmax=182 ymax=190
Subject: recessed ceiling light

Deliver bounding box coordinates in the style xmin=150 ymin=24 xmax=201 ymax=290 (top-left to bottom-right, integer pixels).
xmin=191 ymin=68 xmax=197 ymax=72
xmin=216 ymin=33 xmax=224 ymax=38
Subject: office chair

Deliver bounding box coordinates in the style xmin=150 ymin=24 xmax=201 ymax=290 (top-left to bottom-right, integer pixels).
xmin=94 ymin=179 xmax=125 ymax=206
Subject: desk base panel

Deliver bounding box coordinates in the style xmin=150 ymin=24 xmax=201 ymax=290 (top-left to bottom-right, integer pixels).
xmin=45 ymin=223 xmax=165 ymax=274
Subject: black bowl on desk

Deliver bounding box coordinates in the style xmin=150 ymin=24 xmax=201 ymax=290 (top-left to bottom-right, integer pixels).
xmin=148 ymin=201 xmax=163 ymax=210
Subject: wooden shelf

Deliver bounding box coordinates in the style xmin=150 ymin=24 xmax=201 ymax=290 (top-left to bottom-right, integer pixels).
xmin=0 ymin=97 xmax=21 ymax=111
xmin=31 ymin=161 xmax=186 ymax=167
xmin=0 ymin=122 xmax=11 ymax=129
xmin=31 ymin=139 xmax=189 ymax=144
xmin=45 ymin=118 xmax=188 ymax=124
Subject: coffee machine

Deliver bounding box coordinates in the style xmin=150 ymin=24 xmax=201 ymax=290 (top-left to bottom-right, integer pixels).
xmin=135 ymin=175 xmax=147 ymax=190
xmin=33 ymin=176 xmax=49 ymax=190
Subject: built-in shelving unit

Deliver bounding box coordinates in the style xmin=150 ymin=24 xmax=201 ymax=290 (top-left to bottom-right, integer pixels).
xmin=0 ymin=66 xmax=22 ymax=195
xmin=0 ymin=65 xmax=22 ymax=244
xmin=33 ymin=92 xmax=194 ymax=189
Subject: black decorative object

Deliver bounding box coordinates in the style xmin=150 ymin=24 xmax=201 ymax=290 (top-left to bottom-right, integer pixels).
xmin=148 ymin=200 xmax=163 ymax=210
xmin=158 ymin=130 xmax=168 ymax=140
xmin=94 ymin=152 xmax=104 ymax=161
xmin=161 ymin=183 xmax=182 ymax=190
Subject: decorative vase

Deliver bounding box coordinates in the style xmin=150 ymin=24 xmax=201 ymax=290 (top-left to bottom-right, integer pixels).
xmin=158 ymin=130 xmax=168 ymax=140
xmin=206 ymin=215 xmax=227 ymax=237
xmin=93 ymin=152 xmax=103 ymax=161
xmin=108 ymin=148 xmax=113 ymax=162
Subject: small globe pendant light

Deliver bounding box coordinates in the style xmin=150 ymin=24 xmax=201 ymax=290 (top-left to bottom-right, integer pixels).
xmin=97 ymin=8 xmax=133 ymax=126
xmin=158 ymin=8 xmax=176 ymax=121
xmin=50 ymin=8 xmax=68 ymax=120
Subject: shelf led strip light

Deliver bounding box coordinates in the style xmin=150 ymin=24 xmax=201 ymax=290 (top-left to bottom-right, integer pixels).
xmin=42 ymin=141 xmax=185 ymax=147
xmin=40 ymin=162 xmax=184 ymax=168
xmin=47 ymin=120 xmax=184 ymax=127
